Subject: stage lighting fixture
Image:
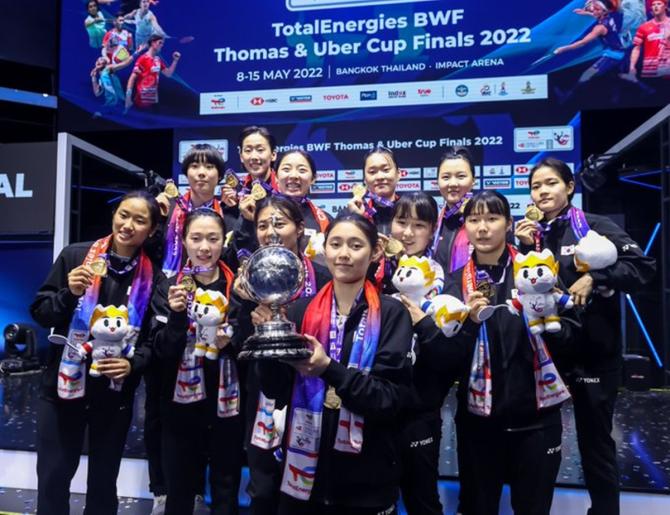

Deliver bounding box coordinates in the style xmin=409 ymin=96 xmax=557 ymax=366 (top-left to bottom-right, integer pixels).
xmin=579 ymin=154 xmax=608 ymax=192
xmin=1 ymin=323 xmax=40 ymax=374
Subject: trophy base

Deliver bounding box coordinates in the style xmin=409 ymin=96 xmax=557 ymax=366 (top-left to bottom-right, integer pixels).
xmin=237 ymin=319 xmax=312 ymax=361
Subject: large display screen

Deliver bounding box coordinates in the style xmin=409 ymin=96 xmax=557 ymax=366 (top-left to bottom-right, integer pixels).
xmin=59 ymin=0 xmax=670 ymax=129
xmin=173 ymin=111 xmax=582 ymax=218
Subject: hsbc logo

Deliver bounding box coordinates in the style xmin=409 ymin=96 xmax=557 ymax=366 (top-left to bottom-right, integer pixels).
xmin=418 ymin=88 xmax=432 ymax=97
xmin=338 ymin=182 xmax=356 ymax=193
xmin=250 ymin=97 xmax=264 ymax=106
xmin=399 ymin=168 xmax=422 ymax=179
xmin=514 ymin=165 xmax=531 ymax=176
xmin=323 ymin=94 xmax=349 ymax=101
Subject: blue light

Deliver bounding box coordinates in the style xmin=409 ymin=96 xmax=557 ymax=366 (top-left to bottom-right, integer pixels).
xmin=0 ymin=86 xmax=57 ymax=109
xmin=619 ymin=177 xmax=662 ymax=191
xmin=626 ymin=294 xmax=663 ymax=368
xmin=644 ymin=223 xmax=661 ymax=256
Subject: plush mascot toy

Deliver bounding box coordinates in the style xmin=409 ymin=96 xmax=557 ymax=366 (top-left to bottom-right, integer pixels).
xmin=507 ymin=249 xmax=573 ymax=334
xmin=391 ymin=254 xmax=445 ymax=306
xmin=82 ymin=305 xmax=134 ymax=377
xmin=423 ymin=294 xmax=470 ymax=337
xmin=190 ymin=288 xmax=233 ymax=360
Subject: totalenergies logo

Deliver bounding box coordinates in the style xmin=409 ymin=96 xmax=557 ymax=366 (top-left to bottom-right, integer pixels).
xmin=539 ymin=372 xmax=558 ymax=391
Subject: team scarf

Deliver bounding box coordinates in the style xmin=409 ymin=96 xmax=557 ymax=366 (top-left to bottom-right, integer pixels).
xmin=172 ymin=261 xmax=239 ymax=418
xmin=251 ymin=255 xmax=318 ymax=449
xmin=534 ymin=206 xmax=590 ymax=251
xmin=58 ymin=236 xmax=153 ymax=400
xmin=462 ymin=245 xmax=570 ymax=416
xmin=162 ymin=190 xmax=223 ymax=278
xmin=431 ymin=192 xmax=473 ymax=272
xmin=280 ymin=280 xmax=381 ymax=500
xmin=241 ymin=169 xmax=279 ymax=196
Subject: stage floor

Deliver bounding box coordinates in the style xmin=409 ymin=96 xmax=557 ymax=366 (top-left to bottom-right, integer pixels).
xmin=1 ymin=370 xmax=669 ymax=493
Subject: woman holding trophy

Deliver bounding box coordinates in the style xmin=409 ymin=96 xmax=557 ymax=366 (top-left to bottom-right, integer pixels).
xmin=233 ymin=195 xmax=330 ymax=515
xmin=152 ymin=207 xmax=243 ymax=515
xmin=257 ymin=213 xmax=413 ymax=514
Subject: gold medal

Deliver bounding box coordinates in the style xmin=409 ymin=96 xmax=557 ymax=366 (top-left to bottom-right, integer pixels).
xmin=250 ymin=183 xmax=267 ymax=201
xmin=224 ymin=172 xmax=240 ymax=189
xmin=384 ymin=237 xmax=404 ymax=257
xmin=475 ymin=280 xmax=495 ymax=300
xmin=352 ymin=183 xmax=367 ymax=199
xmin=179 ymin=275 xmax=196 ymax=294
xmin=164 ymin=179 xmax=179 ymax=199
xmin=324 ymin=386 xmax=342 ymax=410
xmin=90 ymin=257 xmax=108 ymax=277
xmin=459 ymin=198 xmax=470 ymax=214
xmin=524 ymin=204 xmax=544 ymax=222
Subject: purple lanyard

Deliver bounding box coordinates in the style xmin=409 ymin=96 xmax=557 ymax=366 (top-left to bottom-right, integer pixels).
xmin=363 ymin=192 xmax=395 ymax=218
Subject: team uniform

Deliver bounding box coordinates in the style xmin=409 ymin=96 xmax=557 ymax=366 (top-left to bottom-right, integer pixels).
xmin=232 ymin=259 xmax=330 ymax=515
xmin=257 ymin=282 xmax=413 ymax=514
xmin=97 ymin=67 xmax=125 ymax=106
xmin=133 ymin=9 xmax=157 ymax=48
xmin=103 ymin=28 xmax=134 ymax=63
xmin=591 ymin=12 xmax=627 ymax=75
xmin=633 ymin=17 xmax=670 ymax=77
xmin=152 ymin=262 xmax=243 ymax=515
xmin=521 ymin=207 xmax=656 ymax=515
xmin=30 ymin=240 xmax=168 ymax=515
xmin=131 ymin=53 xmax=165 ymax=108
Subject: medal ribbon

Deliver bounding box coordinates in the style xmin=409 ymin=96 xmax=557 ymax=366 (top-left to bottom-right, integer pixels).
xmin=280 ymin=280 xmax=381 ymax=500
xmin=59 ymin=236 xmax=153 ymax=400
xmin=362 ymin=192 xmax=396 ymax=220
xmin=162 ymin=190 xmax=223 ymax=278
xmin=534 ymin=207 xmax=588 ymax=251
xmin=431 ymin=192 xmax=473 ymax=255
xmin=241 ymin=170 xmax=279 ymax=196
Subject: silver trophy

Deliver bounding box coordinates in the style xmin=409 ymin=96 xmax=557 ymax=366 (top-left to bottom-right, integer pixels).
xmin=237 ymin=215 xmax=312 ymax=360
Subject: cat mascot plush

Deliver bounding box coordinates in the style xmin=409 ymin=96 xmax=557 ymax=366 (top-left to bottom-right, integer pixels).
xmin=190 ymin=288 xmax=233 ymax=360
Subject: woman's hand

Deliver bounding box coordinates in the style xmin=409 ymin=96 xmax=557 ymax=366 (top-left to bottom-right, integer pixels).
xmin=220 ymin=185 xmax=238 ymax=207
xmin=514 ymin=219 xmax=537 ymax=246
xmin=233 ymin=269 xmax=253 ymax=301
xmin=239 ymin=196 xmax=256 ymax=221
xmin=96 ymin=358 xmax=131 ymax=380
xmin=291 ymin=334 xmax=330 ymax=377
xmin=167 ymin=285 xmax=188 ymax=312
xmin=466 ymin=291 xmax=490 ymax=323
xmin=569 ymin=273 xmax=593 ymax=307
xmin=347 ymin=197 xmax=366 ymax=216
xmin=399 ymin=294 xmax=428 ymax=325
xmin=68 ymin=265 xmax=94 ymax=296
xmin=216 ymin=325 xmax=231 ymax=349
xmin=251 ymin=305 xmax=274 ymax=326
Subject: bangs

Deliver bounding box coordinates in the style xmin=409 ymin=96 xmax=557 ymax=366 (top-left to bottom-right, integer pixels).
xmin=463 ymin=190 xmax=510 ymax=220
xmin=181 ymin=144 xmax=225 ymax=175
xmin=393 ymin=193 xmax=438 ymax=226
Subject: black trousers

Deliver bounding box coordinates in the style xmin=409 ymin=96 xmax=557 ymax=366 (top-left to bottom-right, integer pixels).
xmin=398 ymin=411 xmax=443 ymax=515
xmin=570 ymin=371 xmax=620 ymax=515
xmin=162 ymin=407 xmax=243 ymax=515
xmin=278 ymin=493 xmax=397 ymax=515
xmin=36 ymin=397 xmax=133 ymax=515
xmin=456 ymin=416 xmax=562 ymax=515
xmin=144 ymin=366 xmax=166 ymax=496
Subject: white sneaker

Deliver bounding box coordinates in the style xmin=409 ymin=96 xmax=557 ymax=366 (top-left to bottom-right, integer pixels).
xmin=151 ymin=494 xmax=166 ymax=515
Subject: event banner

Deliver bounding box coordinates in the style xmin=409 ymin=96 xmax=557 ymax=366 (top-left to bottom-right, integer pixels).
xmin=172 ymin=111 xmax=582 ymax=217
xmin=60 ymin=0 xmax=669 ymax=129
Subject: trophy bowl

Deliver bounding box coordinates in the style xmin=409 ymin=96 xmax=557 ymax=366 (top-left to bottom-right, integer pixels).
xmin=237 ymin=243 xmax=312 ymax=361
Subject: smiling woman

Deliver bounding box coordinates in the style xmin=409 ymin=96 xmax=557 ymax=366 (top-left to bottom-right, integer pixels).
xmin=29 ymin=190 xmax=169 ymax=515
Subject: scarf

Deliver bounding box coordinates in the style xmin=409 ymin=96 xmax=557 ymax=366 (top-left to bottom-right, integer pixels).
xmin=280 ymin=280 xmax=381 ymax=500
xmin=462 ymin=245 xmax=570 ymax=416
xmin=172 ymin=261 xmax=239 ymax=418
xmin=362 ymin=192 xmax=397 ymax=221
xmin=58 ymin=236 xmax=153 ymax=400
xmin=251 ymin=256 xmax=317 ymax=449
xmin=162 ymin=190 xmax=223 ymax=278
xmin=534 ymin=206 xmax=589 ymax=251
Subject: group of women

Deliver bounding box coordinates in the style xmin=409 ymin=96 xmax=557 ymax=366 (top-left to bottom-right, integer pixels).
xmin=31 ymin=126 xmax=656 ymax=515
